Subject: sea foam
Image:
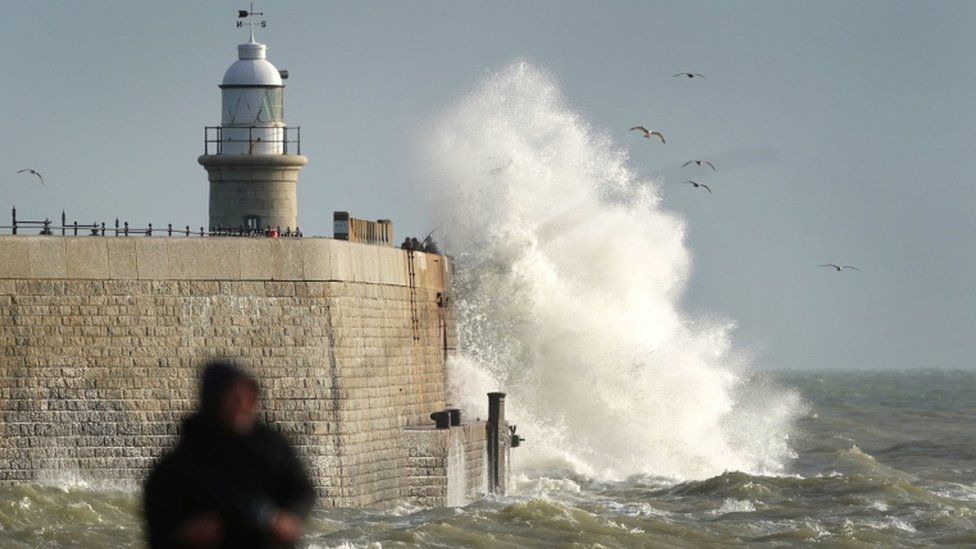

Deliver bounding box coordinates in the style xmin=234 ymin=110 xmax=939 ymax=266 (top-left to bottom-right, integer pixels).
xmin=425 ymin=61 xmax=801 ymax=481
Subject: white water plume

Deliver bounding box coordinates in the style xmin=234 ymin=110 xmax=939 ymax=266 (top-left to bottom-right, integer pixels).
xmin=426 ymin=61 xmax=801 ymax=481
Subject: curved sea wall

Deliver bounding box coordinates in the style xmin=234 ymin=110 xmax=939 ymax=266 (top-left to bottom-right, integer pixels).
xmin=0 ymin=235 xmax=481 ymax=507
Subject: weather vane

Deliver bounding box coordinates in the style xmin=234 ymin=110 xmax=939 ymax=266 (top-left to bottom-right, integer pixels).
xmin=236 ymin=2 xmax=267 ymax=41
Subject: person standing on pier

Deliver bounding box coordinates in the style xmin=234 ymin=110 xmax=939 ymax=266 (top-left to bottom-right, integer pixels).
xmin=144 ymin=361 xmax=315 ymax=548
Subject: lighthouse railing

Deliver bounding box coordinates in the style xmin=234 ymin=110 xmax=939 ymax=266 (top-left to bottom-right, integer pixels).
xmin=204 ymin=126 xmax=301 ymax=156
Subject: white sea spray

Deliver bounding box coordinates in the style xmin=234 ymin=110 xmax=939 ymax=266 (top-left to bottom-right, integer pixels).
xmin=425 ymin=60 xmax=802 ymax=481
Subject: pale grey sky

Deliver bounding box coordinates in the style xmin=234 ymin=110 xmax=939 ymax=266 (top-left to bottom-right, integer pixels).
xmin=2 ymin=1 xmax=975 ymax=370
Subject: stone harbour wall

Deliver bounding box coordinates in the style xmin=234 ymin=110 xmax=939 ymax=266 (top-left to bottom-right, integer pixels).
xmin=404 ymin=423 xmax=488 ymax=507
xmin=0 ymin=236 xmax=464 ymax=507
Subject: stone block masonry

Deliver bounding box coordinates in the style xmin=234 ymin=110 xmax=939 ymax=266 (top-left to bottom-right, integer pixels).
xmin=404 ymin=423 xmax=487 ymax=507
xmin=0 ymin=236 xmax=464 ymax=507
xmin=199 ymin=153 xmax=308 ymax=231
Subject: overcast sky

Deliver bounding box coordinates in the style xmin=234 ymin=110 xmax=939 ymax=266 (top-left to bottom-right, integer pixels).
xmin=2 ymin=1 xmax=975 ymax=371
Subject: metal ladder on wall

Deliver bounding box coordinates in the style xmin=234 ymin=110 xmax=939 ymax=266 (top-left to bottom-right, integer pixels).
xmin=407 ymin=251 xmax=420 ymax=342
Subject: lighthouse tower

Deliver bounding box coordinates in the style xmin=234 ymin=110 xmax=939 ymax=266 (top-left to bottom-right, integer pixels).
xmin=199 ymin=11 xmax=307 ymax=232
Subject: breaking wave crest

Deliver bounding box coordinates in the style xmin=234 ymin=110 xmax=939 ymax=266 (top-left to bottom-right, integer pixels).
xmin=425 ymin=61 xmax=802 ymax=481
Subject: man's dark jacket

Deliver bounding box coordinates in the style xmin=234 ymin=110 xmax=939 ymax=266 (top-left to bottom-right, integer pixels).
xmin=143 ymin=413 xmax=315 ymax=548
xmin=143 ymin=363 xmax=315 ymax=549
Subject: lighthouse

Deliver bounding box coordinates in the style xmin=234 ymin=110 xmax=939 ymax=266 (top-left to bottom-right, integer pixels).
xmin=199 ymin=9 xmax=307 ymax=232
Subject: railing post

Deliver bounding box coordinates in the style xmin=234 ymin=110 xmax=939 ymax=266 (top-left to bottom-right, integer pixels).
xmin=61 ymin=211 xmax=66 ymax=236
xmin=11 ymin=207 xmax=16 ymax=235
xmin=100 ymin=222 xmax=105 ymax=236
xmin=114 ymin=218 xmax=120 ymax=236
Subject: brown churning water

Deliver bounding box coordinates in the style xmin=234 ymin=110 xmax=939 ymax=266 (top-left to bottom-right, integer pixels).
xmin=0 ymin=370 xmax=974 ymax=548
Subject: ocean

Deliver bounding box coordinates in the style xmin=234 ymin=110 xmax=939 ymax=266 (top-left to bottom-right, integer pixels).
xmin=0 ymin=369 xmax=973 ymax=547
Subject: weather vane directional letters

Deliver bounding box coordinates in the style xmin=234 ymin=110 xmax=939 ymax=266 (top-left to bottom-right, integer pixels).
xmin=236 ymin=2 xmax=267 ymax=39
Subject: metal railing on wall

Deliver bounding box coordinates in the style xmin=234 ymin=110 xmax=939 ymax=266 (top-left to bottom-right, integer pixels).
xmin=203 ymin=126 xmax=301 ymax=155
xmin=0 ymin=208 xmax=302 ymax=238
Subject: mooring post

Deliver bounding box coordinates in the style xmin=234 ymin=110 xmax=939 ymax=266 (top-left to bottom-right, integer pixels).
xmin=487 ymin=391 xmax=507 ymax=494
xmin=429 ymin=410 xmax=451 ymax=429
xmin=447 ymin=407 xmax=461 ymax=427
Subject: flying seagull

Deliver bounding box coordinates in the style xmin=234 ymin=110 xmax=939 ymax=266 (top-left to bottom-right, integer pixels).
xmin=682 ymin=180 xmax=712 ymax=193
xmin=682 ymin=159 xmax=716 ymax=171
xmin=629 ymin=126 xmax=666 ymax=143
xmin=16 ymin=169 xmax=44 ymax=185
xmin=674 ymin=72 xmax=705 ymax=79
xmin=819 ymin=263 xmax=859 ymax=272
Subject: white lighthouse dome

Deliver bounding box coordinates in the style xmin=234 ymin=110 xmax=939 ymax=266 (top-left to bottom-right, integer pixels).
xmin=221 ymin=40 xmax=283 ymax=87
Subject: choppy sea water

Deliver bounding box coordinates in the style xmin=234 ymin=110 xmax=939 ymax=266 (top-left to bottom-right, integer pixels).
xmin=1 ymin=370 xmax=973 ymax=548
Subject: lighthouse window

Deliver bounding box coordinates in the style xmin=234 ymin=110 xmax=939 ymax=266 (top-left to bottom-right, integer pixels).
xmin=258 ymin=88 xmax=284 ymax=123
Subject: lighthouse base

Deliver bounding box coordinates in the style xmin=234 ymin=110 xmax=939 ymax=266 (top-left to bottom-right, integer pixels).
xmin=199 ymin=154 xmax=309 ymax=231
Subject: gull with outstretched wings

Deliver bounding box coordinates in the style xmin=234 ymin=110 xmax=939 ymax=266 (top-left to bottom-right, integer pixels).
xmin=16 ymin=169 xmax=44 ymax=185
xmin=673 ymin=72 xmax=705 ymax=79
xmin=682 ymin=180 xmax=712 ymax=193
xmin=819 ymin=263 xmax=859 ymax=272
xmin=682 ymin=159 xmax=716 ymax=171
xmin=629 ymin=126 xmax=666 ymax=143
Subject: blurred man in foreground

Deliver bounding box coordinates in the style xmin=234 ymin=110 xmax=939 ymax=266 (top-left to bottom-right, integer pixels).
xmin=144 ymin=361 xmax=315 ymax=548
